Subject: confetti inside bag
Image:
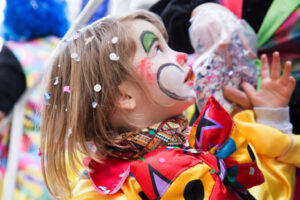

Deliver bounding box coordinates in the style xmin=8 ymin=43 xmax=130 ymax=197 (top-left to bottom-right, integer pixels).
xmin=189 ymin=3 xmax=259 ymax=112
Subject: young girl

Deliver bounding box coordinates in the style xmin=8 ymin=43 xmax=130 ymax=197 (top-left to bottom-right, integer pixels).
xmin=41 ymin=10 xmax=296 ymax=200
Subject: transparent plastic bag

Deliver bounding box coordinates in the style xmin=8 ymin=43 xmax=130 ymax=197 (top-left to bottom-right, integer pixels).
xmin=189 ymin=3 xmax=259 ymax=112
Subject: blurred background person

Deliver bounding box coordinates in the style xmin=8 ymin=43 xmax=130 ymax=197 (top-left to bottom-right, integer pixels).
xmin=0 ymin=43 xmax=26 ymax=121
xmin=0 ymin=0 xmax=69 ymax=199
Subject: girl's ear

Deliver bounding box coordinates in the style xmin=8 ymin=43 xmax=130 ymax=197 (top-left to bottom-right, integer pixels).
xmin=117 ymin=81 xmax=137 ymax=111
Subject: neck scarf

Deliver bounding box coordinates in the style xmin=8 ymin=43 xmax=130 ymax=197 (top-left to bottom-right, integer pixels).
xmin=108 ymin=115 xmax=189 ymax=160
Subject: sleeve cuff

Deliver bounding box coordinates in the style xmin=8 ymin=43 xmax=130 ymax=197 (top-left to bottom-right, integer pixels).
xmin=254 ymin=107 xmax=293 ymax=134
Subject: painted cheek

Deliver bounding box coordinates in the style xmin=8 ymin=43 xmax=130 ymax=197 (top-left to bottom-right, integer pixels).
xmin=136 ymin=57 xmax=155 ymax=80
xmin=176 ymin=53 xmax=187 ymax=66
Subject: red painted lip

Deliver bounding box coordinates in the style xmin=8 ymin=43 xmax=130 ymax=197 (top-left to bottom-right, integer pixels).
xmin=184 ymin=69 xmax=194 ymax=84
xmin=186 ymin=80 xmax=194 ymax=86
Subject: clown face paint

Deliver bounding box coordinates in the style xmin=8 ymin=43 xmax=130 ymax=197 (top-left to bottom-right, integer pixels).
xmin=157 ymin=63 xmax=195 ymax=101
xmin=136 ymin=57 xmax=155 ymax=80
xmin=176 ymin=53 xmax=188 ymax=66
xmin=124 ymin=19 xmax=196 ymax=120
xmin=140 ymin=31 xmax=158 ymax=54
xmin=134 ymin=26 xmax=196 ymax=102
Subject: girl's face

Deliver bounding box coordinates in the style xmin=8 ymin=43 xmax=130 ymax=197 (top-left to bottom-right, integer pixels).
xmin=128 ymin=19 xmax=196 ymax=113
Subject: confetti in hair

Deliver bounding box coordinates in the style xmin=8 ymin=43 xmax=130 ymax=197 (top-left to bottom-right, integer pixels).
xmin=92 ymin=102 xmax=97 ymax=108
xmin=71 ymin=53 xmax=80 ymax=62
xmin=68 ymin=128 xmax=72 ymax=137
xmin=109 ymin=53 xmax=119 ymax=61
xmin=85 ymin=36 xmax=95 ymax=45
xmin=43 ymin=92 xmax=51 ymax=105
xmin=94 ymin=84 xmax=102 ymax=92
xmin=111 ymin=37 xmax=118 ymax=44
xmin=73 ymin=32 xmax=80 ymax=40
xmin=63 ymin=86 xmax=71 ymax=93
xmin=53 ymin=77 xmax=59 ymax=85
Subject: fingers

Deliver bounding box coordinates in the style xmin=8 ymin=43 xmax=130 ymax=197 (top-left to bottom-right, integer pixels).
xmin=270 ymin=52 xmax=281 ymax=80
xmin=241 ymin=81 xmax=257 ymax=95
xmin=280 ymin=61 xmax=292 ymax=85
xmin=287 ymin=76 xmax=296 ymax=95
xmin=223 ymin=85 xmax=252 ymax=109
xmin=260 ymin=54 xmax=270 ymax=80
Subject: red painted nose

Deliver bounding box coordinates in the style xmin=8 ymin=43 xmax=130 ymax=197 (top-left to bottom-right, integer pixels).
xmin=176 ymin=53 xmax=188 ymax=66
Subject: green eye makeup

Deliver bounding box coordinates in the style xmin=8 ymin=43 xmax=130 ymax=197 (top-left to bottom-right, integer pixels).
xmin=140 ymin=31 xmax=158 ymax=54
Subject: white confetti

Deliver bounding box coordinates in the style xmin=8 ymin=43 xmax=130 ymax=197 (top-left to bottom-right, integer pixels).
xmin=54 ymin=77 xmax=59 ymax=85
xmin=188 ymin=149 xmax=200 ymax=154
xmin=99 ymin=186 xmax=106 ymax=191
xmin=98 ymin=186 xmax=110 ymax=194
xmin=44 ymin=92 xmax=51 ymax=105
xmin=249 ymin=167 xmax=255 ymax=175
xmin=243 ymin=49 xmax=250 ymax=55
xmin=200 ymin=67 xmax=207 ymax=76
xmin=111 ymin=37 xmax=118 ymax=44
xmin=120 ymin=171 xmax=127 ymax=177
xmin=58 ymin=64 xmax=61 ymax=68
xmin=94 ymin=84 xmax=102 ymax=92
xmin=109 ymin=53 xmax=119 ymax=61
xmin=65 ymin=108 xmax=68 ymax=112
xmin=71 ymin=53 xmax=80 ymax=62
xmin=68 ymin=128 xmax=72 ymax=137
xmin=44 ymin=92 xmax=51 ymax=100
xmin=92 ymin=102 xmax=97 ymax=108
xmin=85 ymin=36 xmax=95 ymax=45
xmin=73 ymin=33 xmax=80 ymax=40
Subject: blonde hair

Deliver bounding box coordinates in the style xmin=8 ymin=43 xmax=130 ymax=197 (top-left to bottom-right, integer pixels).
xmin=41 ymin=10 xmax=167 ymax=199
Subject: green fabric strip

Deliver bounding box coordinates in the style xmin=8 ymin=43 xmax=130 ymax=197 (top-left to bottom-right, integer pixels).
xmin=257 ymin=0 xmax=300 ymax=48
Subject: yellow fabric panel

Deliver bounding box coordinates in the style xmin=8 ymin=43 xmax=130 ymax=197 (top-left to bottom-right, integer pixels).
xmin=121 ymin=176 xmax=144 ymax=199
xmin=234 ymin=110 xmax=296 ymax=200
xmin=233 ymin=110 xmax=291 ymax=157
xmin=278 ymin=135 xmax=300 ymax=167
xmin=250 ymin=156 xmax=295 ymax=200
xmin=71 ymin=178 xmax=126 ymax=200
xmin=161 ymin=164 xmax=214 ymax=200
xmin=185 ymin=104 xmax=196 ymax=122
xmin=228 ymin=126 xmax=253 ymax=164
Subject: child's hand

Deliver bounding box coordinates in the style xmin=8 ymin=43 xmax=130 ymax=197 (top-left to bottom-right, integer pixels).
xmin=224 ymin=52 xmax=296 ymax=109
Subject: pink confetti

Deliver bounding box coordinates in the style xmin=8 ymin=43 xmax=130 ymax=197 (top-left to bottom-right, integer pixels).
xmin=38 ymin=148 xmax=42 ymax=157
xmin=63 ymin=86 xmax=71 ymax=93
xmin=159 ymin=158 xmax=165 ymax=163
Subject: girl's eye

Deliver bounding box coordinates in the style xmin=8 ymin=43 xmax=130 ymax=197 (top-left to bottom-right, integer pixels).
xmin=156 ymin=46 xmax=163 ymax=55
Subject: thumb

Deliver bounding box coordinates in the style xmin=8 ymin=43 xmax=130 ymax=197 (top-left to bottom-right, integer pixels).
xmin=223 ymin=85 xmax=252 ymax=108
xmin=241 ymin=82 xmax=257 ymax=102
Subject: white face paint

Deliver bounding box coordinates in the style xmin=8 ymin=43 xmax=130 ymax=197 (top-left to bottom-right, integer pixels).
xmin=157 ymin=63 xmax=196 ymax=101
xmin=131 ymin=21 xmax=196 ymax=102
xmin=126 ymin=19 xmax=196 ymax=118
